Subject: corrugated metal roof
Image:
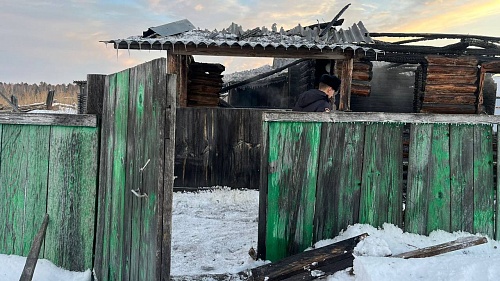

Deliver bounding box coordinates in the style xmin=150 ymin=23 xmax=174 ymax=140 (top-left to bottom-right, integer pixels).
xmin=143 ymin=19 xmax=195 ymax=37
xmin=104 ymin=20 xmax=380 ymax=54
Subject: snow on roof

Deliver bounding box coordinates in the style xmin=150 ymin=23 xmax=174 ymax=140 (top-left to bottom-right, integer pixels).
xmin=103 ymin=20 xmax=381 ymax=55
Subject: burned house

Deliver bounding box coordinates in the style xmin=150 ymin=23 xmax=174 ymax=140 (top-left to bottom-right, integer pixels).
xmin=104 ymin=11 xmax=500 ymax=115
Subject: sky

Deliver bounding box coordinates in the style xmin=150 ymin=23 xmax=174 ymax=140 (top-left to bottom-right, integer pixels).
xmin=2 ymin=187 xmax=500 ymax=280
xmin=1 ymin=0 xmax=499 ymax=84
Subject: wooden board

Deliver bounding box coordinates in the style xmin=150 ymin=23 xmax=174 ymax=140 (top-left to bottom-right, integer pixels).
xmin=359 ymin=123 xmax=403 ymax=227
xmin=313 ymin=122 xmax=364 ymax=241
xmin=44 ymin=125 xmax=99 ymax=271
xmin=450 ymin=125 xmax=474 ymax=233
xmin=0 ymin=125 xmax=50 ymax=256
xmin=472 ymin=124 xmax=494 ymax=237
xmin=427 ymin=124 xmax=451 ymax=233
xmin=265 ymin=121 xmax=321 ymax=261
xmin=405 ymin=124 xmax=433 ymax=234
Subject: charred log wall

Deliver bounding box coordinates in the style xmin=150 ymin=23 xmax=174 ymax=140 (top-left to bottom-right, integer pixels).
xmin=187 ymin=62 xmax=225 ymax=107
xmin=420 ymin=55 xmax=479 ymax=114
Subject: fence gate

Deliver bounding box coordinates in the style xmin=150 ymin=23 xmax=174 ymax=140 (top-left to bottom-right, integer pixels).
xmin=94 ymin=58 xmax=176 ymax=281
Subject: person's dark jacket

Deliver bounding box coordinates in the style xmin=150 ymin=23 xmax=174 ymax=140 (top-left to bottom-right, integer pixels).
xmin=292 ymin=89 xmax=331 ymax=112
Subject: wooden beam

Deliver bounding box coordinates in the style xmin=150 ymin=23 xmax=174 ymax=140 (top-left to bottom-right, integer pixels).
xmin=250 ymin=233 xmax=367 ymax=281
xmin=338 ymin=57 xmax=354 ymax=111
xmin=19 ymin=214 xmax=49 ymax=281
xmin=393 ymin=236 xmax=487 ymax=259
xmin=262 ymin=111 xmax=500 ymax=124
xmin=0 ymin=113 xmax=97 ymax=127
xmin=220 ymin=58 xmax=308 ymax=93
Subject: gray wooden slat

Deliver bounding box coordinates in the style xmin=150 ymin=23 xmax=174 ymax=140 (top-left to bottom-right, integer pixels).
xmin=450 ymin=125 xmax=474 ymax=232
xmin=161 ymin=73 xmax=177 ymax=280
xmin=0 ymin=113 xmax=97 ymax=127
xmin=86 ymin=74 xmax=106 ymax=116
xmin=263 ymin=112 xmax=500 ymax=124
xmin=472 ymin=124 xmax=494 ymax=237
xmin=405 ymin=124 xmax=433 ymax=234
xmin=314 ymin=122 xmax=364 ymax=241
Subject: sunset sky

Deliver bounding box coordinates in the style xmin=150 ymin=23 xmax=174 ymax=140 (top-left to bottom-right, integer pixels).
xmin=1 ymin=0 xmax=499 ymax=84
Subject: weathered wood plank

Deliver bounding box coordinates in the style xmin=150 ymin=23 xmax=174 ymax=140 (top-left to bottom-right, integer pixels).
xmin=161 ymin=73 xmax=177 ymax=280
xmin=497 ymin=127 xmax=500 ymax=240
xmin=406 ymin=123 xmax=433 ymax=234
xmin=0 ymin=113 xmax=97 ymax=127
xmin=426 ymin=65 xmax=478 ymax=76
xmin=251 ymin=233 xmax=367 ymax=281
xmin=314 ymin=122 xmax=364 ymax=241
xmin=419 ymin=103 xmax=476 ymax=114
xmin=423 ymin=94 xmax=476 ymax=105
xmin=472 ymin=124 xmax=494 ymax=237
xmin=44 ymin=125 xmax=99 ymax=271
xmin=426 ymin=55 xmax=478 ymax=67
xmin=216 ymin=109 xmax=262 ymax=188
xmin=19 ymin=213 xmax=49 ymax=281
xmin=427 ymin=124 xmax=451 ymax=233
xmin=262 ymin=112 xmax=500 ymax=124
xmin=257 ymin=120 xmax=270 ymax=261
xmin=94 ymin=72 xmax=118 ymax=281
xmin=174 ymin=108 xmax=217 ymax=187
xmin=425 ymin=84 xmax=477 ymax=94
xmin=359 ymin=123 xmax=403 ymax=227
xmin=266 ymin=122 xmax=321 ymax=261
xmin=108 ymin=69 xmax=130 ymax=281
xmin=87 ymin=74 xmax=106 ymax=115
xmin=393 ymin=236 xmax=487 ymax=259
xmin=338 ymin=57 xmax=353 ymax=111
xmin=450 ymin=125 xmax=475 ymax=233
xmin=0 ymin=125 xmax=50 ymax=257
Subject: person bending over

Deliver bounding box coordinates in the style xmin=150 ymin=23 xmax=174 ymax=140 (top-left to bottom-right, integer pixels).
xmin=292 ymin=74 xmax=341 ymax=112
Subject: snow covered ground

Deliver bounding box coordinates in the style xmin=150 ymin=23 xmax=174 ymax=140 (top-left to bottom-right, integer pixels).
xmin=2 ymin=187 xmax=500 ymax=280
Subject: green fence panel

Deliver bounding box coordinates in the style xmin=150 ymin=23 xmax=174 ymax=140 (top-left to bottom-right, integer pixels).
xmin=0 ymin=125 xmax=50 ymax=256
xmin=314 ymin=122 xmax=365 ymax=241
xmin=359 ymin=123 xmax=403 ymax=227
xmin=266 ymin=121 xmax=321 ymax=261
xmin=427 ymin=123 xmax=452 ymax=233
xmin=44 ymin=126 xmax=99 ymax=271
xmin=472 ymin=124 xmax=494 ymax=237
xmin=450 ymin=124 xmax=475 ymax=233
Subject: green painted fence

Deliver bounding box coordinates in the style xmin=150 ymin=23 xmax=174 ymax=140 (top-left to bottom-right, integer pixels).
xmin=0 ymin=114 xmax=98 ymax=271
xmin=259 ymin=112 xmax=500 ymax=261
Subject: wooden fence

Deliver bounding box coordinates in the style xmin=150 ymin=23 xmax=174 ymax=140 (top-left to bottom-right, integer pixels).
xmin=175 ymin=107 xmax=265 ymax=188
xmin=258 ymin=112 xmax=500 ymax=261
xmin=0 ymin=113 xmax=98 ymax=271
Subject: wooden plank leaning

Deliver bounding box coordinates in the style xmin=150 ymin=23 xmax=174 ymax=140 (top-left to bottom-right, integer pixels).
xmin=19 ymin=213 xmax=49 ymax=281
xmin=392 ymin=236 xmax=488 ymax=259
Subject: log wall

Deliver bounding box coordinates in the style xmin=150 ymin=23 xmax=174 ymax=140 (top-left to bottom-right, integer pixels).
xmin=421 ymin=55 xmax=479 ymax=113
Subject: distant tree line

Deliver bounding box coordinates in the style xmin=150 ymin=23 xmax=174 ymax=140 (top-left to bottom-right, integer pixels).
xmin=0 ymin=82 xmax=79 ymax=106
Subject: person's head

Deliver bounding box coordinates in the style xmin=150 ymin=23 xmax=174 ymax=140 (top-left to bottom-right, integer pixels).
xmin=318 ymin=74 xmax=341 ymax=98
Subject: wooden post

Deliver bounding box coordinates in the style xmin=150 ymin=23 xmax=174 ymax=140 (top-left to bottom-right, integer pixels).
xmin=86 ymin=74 xmax=106 ymax=116
xmin=338 ymin=56 xmax=353 ymax=111
xmin=0 ymin=91 xmax=20 ymax=112
xmin=167 ymin=53 xmax=190 ymax=107
xmin=11 ymin=95 xmax=18 ymax=108
xmin=19 ymin=214 xmax=49 ymax=281
xmin=45 ymin=90 xmax=55 ymax=110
